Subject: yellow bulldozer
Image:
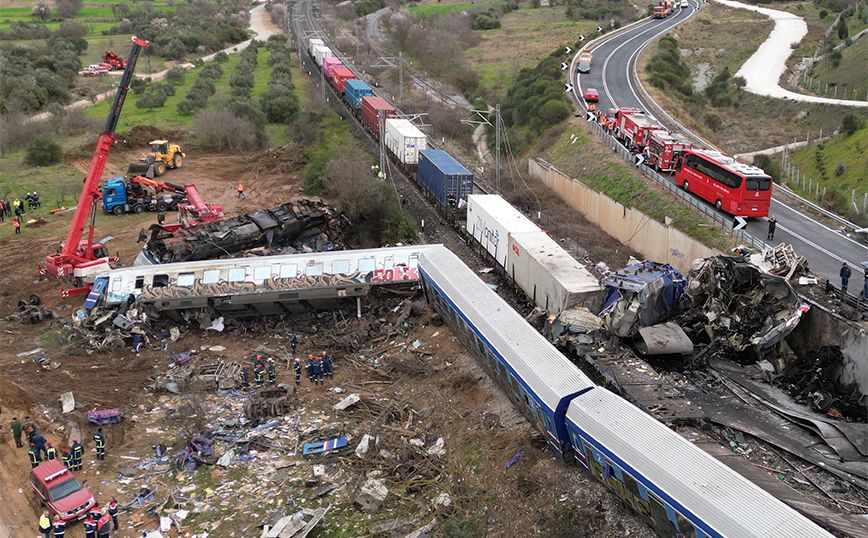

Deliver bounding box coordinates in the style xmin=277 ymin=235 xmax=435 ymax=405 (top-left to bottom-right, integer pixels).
xmin=128 ymin=140 xmax=185 ymax=178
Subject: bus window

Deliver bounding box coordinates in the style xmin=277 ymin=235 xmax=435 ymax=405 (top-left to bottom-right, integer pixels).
xmin=177 ymin=273 xmax=195 ymax=287
xmin=745 ymin=176 xmax=771 ymax=191
xmin=202 ymin=269 xmax=220 ymax=284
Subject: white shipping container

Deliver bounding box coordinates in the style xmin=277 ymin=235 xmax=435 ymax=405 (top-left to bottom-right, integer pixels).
xmin=308 ymin=38 xmax=324 ymax=53
xmin=507 ymin=231 xmax=605 ymax=316
xmin=313 ymin=45 xmax=332 ymax=67
xmin=466 ymin=195 xmax=539 ymax=268
xmin=384 ymin=119 xmax=428 ymax=166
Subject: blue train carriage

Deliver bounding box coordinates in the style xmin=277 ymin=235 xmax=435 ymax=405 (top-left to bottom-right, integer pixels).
xmin=344 ymin=79 xmax=372 ymax=110
xmin=417 ymin=150 xmax=473 ymax=212
xmin=565 ymin=389 xmax=836 ymax=538
xmin=418 ymin=245 xmax=595 ymax=459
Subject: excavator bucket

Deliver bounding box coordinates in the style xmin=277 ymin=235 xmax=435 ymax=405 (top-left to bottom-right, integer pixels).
xmin=126 ymin=160 xmax=154 ymax=179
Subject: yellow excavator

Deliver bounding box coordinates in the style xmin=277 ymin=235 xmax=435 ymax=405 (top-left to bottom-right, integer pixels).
xmin=128 ymin=140 xmax=185 ymax=178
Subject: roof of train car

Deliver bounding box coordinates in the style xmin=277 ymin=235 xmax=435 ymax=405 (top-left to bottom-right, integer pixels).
xmin=565 ymin=389 xmax=835 ymax=538
xmin=419 ymin=246 xmax=594 ymax=407
xmin=509 ymin=231 xmax=604 ymax=294
xmin=385 ymin=118 xmax=426 ymax=138
xmin=466 ymin=195 xmax=542 ymax=235
xmin=419 ymin=150 xmax=472 ymax=176
xmin=106 ymin=245 xmax=435 ymax=279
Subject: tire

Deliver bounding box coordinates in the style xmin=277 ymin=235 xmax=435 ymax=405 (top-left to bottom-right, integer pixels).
xmin=29 ymin=294 xmax=41 ymax=306
xmin=715 ymin=199 xmax=722 ymax=211
xmin=170 ymin=201 xmax=179 ymax=211
xmin=172 ymin=154 xmax=183 ymax=169
xmin=154 ymin=161 xmax=166 ymax=177
xmin=156 ymin=201 xmax=169 ymax=212
xmin=682 ymin=180 xmax=689 ymax=193
xmin=112 ymin=205 xmax=125 ymax=215
xmin=133 ymin=204 xmax=145 ymax=214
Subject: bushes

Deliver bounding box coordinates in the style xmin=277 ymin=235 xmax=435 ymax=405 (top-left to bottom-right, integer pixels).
xmin=841 ymin=114 xmax=864 ymax=136
xmin=193 ymin=109 xmax=258 ymax=151
xmin=645 ymin=35 xmax=691 ymax=95
xmin=177 ymin=63 xmax=224 ymax=115
xmin=259 ymin=40 xmax=299 ymax=124
xmin=24 ymin=135 xmax=63 ymax=167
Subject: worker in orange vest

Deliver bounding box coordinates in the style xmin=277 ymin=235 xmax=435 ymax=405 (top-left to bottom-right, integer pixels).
xmin=237 ymin=183 xmax=245 ymax=199
xmin=13 ymin=218 xmax=21 ymax=234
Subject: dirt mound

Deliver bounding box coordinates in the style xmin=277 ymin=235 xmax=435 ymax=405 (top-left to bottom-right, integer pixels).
xmin=116 ymin=125 xmax=183 ymax=149
xmin=257 ymin=143 xmax=307 ymax=174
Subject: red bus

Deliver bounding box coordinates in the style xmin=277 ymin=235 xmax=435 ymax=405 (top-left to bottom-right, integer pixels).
xmin=674 ymin=149 xmax=772 ymax=217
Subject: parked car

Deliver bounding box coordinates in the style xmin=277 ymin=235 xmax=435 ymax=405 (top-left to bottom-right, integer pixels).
xmin=583 ymin=88 xmax=599 ymax=102
xmin=30 ymin=460 xmax=96 ymax=522
xmin=577 ymin=60 xmax=591 ymax=74
xmin=83 ymin=65 xmax=108 ymax=76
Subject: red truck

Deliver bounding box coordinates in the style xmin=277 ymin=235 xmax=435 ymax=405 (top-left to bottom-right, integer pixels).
xmin=102 ymin=50 xmax=126 ymax=70
xmin=646 ymin=130 xmax=692 ymax=173
xmin=613 ymin=110 xmax=665 ymax=148
xmin=31 ymin=461 xmax=96 ymax=522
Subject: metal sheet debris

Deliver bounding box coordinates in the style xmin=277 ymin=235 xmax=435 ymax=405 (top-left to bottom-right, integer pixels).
xmin=60 ymin=392 xmax=75 ymax=414
xmin=636 ymin=322 xmax=694 ymax=355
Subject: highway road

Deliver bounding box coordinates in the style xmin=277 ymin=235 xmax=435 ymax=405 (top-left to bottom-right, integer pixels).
xmin=573 ymin=2 xmax=868 ymax=283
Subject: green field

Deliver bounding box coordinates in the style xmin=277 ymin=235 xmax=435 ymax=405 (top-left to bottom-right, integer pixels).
xmin=407 ymin=2 xmax=505 ymax=15
xmin=786 ymin=127 xmax=868 ymax=211
xmin=84 ymin=46 xmax=272 ymax=131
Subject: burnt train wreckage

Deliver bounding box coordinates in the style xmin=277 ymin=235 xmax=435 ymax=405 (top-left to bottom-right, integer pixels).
xmin=135 ymin=199 xmax=349 ymax=265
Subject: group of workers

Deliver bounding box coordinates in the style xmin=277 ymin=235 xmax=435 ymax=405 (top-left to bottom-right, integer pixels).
xmin=295 ymin=351 xmax=332 ymax=386
xmin=39 ymin=498 xmax=118 ymax=538
xmin=11 ymin=416 xmax=108 ymax=470
xmin=239 ymin=355 xmax=277 ymax=390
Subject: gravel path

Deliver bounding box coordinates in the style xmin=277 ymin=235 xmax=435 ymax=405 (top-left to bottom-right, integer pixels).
xmin=714 ymin=0 xmax=868 ymax=107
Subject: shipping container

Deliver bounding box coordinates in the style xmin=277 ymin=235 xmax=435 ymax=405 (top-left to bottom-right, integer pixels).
xmin=418 ymin=150 xmax=473 ymax=211
xmin=322 ymin=57 xmax=342 ymax=78
xmin=384 ymin=119 xmax=427 ymax=166
xmin=308 ymin=38 xmax=324 ymax=55
xmin=330 ymin=67 xmax=355 ymax=94
xmin=361 ymin=97 xmax=395 ymax=133
xmin=466 ymin=195 xmax=540 ymax=268
xmin=313 ymin=45 xmax=332 ymax=67
xmin=507 ymin=231 xmax=606 ymax=316
xmin=344 ymin=79 xmax=373 ymax=110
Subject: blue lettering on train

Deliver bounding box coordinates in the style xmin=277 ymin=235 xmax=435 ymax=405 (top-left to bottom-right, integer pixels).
xmin=476 ymin=215 xmax=499 ymax=249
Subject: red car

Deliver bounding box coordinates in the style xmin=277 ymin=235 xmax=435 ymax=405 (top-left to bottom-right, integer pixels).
xmin=583 ymin=88 xmax=599 ymax=102
xmin=30 ymin=460 xmax=96 ymax=521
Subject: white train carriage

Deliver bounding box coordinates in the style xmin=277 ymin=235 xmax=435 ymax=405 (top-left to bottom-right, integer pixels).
xmin=565 ymin=389 xmax=835 ymax=538
xmin=98 ymin=246 xmax=433 ymax=316
xmin=418 ymin=245 xmax=595 ymax=458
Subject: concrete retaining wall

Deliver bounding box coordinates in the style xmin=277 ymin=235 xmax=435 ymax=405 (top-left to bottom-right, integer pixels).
xmin=528 ymin=159 xmax=720 ymax=274
xmin=785 ymin=300 xmax=868 ymax=394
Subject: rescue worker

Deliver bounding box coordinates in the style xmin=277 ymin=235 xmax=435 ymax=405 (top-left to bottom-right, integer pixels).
xmin=267 ymin=358 xmax=276 ymax=386
xmin=28 ymin=443 xmax=40 ymax=467
xmin=89 ymin=505 xmax=104 ymax=525
xmin=39 ymin=510 xmax=51 ymax=538
xmin=31 ymin=430 xmax=47 ymax=459
xmin=83 ymin=513 xmax=97 ymax=538
xmin=97 ymin=508 xmax=112 ymax=538
xmin=840 ymin=262 xmax=852 ymax=298
xmin=237 ymin=183 xmax=246 ymax=199
xmin=13 ymin=218 xmax=20 ymax=234
xmin=322 ymin=350 xmax=332 ymax=379
xmin=52 ymin=515 xmax=65 ymax=538
xmin=312 ymin=356 xmax=323 ymax=386
xmin=10 ymin=416 xmax=23 ymax=448
xmin=93 ymin=427 xmax=106 ymax=460
xmin=45 ymin=442 xmax=57 ymax=461
xmin=253 ymin=364 xmax=265 ymax=388
xmin=23 ymin=416 xmax=35 ymax=441
xmin=446 ymin=192 xmax=457 ymax=210
xmin=254 ymin=355 xmax=264 ymax=369
xmin=240 ymin=365 xmax=249 ymax=389
xmin=61 ymin=448 xmax=72 ymax=469
xmin=767 ymin=215 xmax=776 ymax=241
xmin=108 ymin=497 xmax=119 ymax=531
xmin=293 ymin=359 xmax=302 ymax=385
xmin=289 ymin=332 xmax=297 ymax=353
xmin=306 ymin=355 xmax=315 ymax=383
xmin=71 ymin=439 xmax=83 ymax=470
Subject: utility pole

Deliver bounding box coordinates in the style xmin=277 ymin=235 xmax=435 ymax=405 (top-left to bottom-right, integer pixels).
xmin=372 ymin=54 xmax=403 ymax=106
xmin=462 ymin=105 xmax=502 ymax=190
xmin=378 ymin=109 xmax=387 ymax=181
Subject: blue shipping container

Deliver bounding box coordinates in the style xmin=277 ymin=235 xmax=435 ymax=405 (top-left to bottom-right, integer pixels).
xmin=418 ymin=150 xmax=473 ymax=209
xmin=345 ymin=79 xmax=373 ymax=110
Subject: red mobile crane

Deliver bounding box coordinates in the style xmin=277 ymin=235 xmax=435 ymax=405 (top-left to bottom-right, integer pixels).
xmin=102 ymin=50 xmax=126 ymax=70
xmin=42 ymin=36 xmax=150 ymax=296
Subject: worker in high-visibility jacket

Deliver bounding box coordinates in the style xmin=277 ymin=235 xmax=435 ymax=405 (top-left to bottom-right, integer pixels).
xmin=61 ymin=448 xmax=72 ymax=469
xmin=45 ymin=442 xmax=58 ymax=461
xmin=38 ymin=511 xmax=51 ymax=538
xmin=93 ymin=427 xmax=106 ymax=460
xmin=28 ymin=443 xmax=40 ymax=468
xmin=253 ymin=364 xmax=265 ymax=388
xmin=71 ymin=439 xmax=83 ymax=470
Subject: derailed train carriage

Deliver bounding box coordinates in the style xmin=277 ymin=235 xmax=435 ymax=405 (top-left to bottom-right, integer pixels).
xmin=418 ymin=245 xmax=833 ymax=538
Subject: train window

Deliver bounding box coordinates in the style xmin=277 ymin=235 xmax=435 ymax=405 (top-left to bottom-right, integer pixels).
xmin=383 ymin=257 xmax=394 ymax=270
xmin=271 ymin=264 xmax=281 ymax=277
xmin=228 ymin=268 xmax=246 ymax=282
xmin=280 ymin=264 xmax=298 ymax=279
xmin=647 ymin=491 xmax=674 ymax=533
xmin=358 ymin=257 xmax=376 ymax=274
xmin=177 ymin=273 xmax=195 ymax=287
xmin=153 ymin=274 xmax=169 ymax=288
xmin=135 ymin=276 xmax=144 ymax=289
xmin=253 ymin=266 xmax=271 ymax=282
xmin=622 ymin=469 xmax=642 ymax=500
xmin=408 ymin=254 xmax=419 ymax=268
xmin=202 ymin=269 xmax=220 ymax=284
xmin=674 ymin=511 xmax=698 ymax=538
xmin=111 ymin=278 xmax=122 ymax=292
xmin=331 ymin=259 xmax=350 ymax=274
xmin=306 ymin=263 xmax=323 ymax=276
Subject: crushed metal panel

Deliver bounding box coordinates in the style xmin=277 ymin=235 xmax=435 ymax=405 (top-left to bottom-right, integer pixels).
xmin=636 ymin=322 xmax=694 ymax=355
xmin=600 ymin=261 xmax=685 ymax=337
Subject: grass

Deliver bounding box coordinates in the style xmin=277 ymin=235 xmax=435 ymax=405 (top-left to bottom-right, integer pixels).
xmin=807 ymin=35 xmax=868 ymax=101
xmin=465 ymin=6 xmax=593 ymax=100
xmin=785 ymin=127 xmax=868 ymax=209
xmin=407 ymin=2 xmax=505 ymax=16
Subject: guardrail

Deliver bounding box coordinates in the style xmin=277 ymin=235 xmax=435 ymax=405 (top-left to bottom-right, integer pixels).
xmin=774 ymin=182 xmax=863 ymax=232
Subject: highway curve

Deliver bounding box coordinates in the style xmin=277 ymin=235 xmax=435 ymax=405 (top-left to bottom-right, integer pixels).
xmin=572 ymin=2 xmax=867 ymax=283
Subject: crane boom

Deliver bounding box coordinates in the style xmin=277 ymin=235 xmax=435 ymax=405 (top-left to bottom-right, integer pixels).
xmin=44 ymin=36 xmax=149 ymax=284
